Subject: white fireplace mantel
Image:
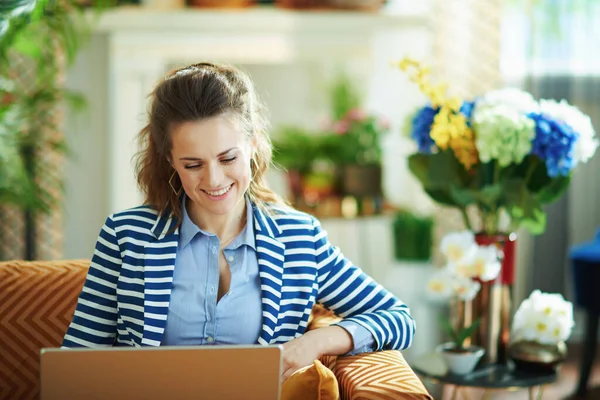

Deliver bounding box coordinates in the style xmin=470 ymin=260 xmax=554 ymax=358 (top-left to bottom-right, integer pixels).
xmin=83 ymin=5 xmax=432 ymax=215
xmin=65 ymin=5 xmax=433 ymax=268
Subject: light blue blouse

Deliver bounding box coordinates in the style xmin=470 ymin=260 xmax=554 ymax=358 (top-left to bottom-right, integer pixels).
xmin=162 ymin=196 xmax=375 ymax=354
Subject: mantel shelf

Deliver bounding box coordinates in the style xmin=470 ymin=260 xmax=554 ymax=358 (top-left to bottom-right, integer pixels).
xmin=94 ymin=5 xmax=428 ymax=35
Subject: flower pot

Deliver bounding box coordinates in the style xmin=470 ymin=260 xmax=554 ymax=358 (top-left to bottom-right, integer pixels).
xmin=509 ymin=340 xmax=567 ymax=373
xmin=340 ymin=164 xmax=382 ymax=197
xmin=437 ymin=343 xmax=485 ymax=375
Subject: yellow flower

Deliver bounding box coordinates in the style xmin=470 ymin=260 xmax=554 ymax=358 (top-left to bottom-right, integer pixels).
xmin=397 ymin=57 xmax=479 ymax=169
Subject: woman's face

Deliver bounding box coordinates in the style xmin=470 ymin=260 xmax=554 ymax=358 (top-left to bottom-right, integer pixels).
xmin=170 ymin=115 xmax=253 ymax=219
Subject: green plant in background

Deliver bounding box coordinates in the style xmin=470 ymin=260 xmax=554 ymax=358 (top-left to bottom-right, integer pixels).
xmin=0 ymin=0 xmax=106 ymax=259
xmin=272 ymin=126 xmax=326 ymax=175
xmin=323 ymin=73 xmax=389 ymax=166
xmin=392 ymin=210 xmax=434 ymax=262
xmin=441 ymin=316 xmax=481 ymax=351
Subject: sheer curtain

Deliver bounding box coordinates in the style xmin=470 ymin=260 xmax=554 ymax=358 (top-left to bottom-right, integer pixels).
xmin=501 ymin=1 xmax=600 ymax=336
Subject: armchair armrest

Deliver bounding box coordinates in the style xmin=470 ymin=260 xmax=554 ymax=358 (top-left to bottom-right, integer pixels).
xmin=309 ymin=305 xmax=432 ymax=399
xmin=323 ymin=351 xmax=433 ymax=400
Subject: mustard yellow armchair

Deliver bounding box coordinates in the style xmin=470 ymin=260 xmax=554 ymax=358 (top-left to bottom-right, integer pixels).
xmin=0 ymin=260 xmax=431 ymax=400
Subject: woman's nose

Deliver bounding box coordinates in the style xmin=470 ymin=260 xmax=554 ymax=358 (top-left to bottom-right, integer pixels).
xmin=206 ymin=163 xmax=225 ymax=187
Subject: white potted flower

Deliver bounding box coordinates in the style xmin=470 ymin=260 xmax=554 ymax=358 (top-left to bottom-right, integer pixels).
xmin=427 ymin=231 xmax=501 ymax=374
xmin=509 ymin=290 xmax=575 ymax=372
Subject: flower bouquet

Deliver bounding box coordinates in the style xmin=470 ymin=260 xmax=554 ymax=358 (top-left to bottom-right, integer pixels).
xmin=398 ymin=58 xmax=599 ymax=236
xmin=509 ymin=290 xmax=575 ymax=371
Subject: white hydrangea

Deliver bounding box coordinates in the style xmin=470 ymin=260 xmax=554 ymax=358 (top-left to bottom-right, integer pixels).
xmin=475 ymin=88 xmax=540 ymax=115
xmin=539 ymin=99 xmax=599 ymax=165
xmin=512 ymin=290 xmax=575 ymax=345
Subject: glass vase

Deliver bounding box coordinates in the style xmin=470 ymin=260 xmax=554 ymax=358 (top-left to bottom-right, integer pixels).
xmin=470 ymin=232 xmax=517 ymax=365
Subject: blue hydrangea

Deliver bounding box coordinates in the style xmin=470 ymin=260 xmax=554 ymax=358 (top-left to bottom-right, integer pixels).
xmin=528 ymin=113 xmax=579 ymax=177
xmin=412 ymin=105 xmax=438 ymax=153
xmin=460 ymin=100 xmax=476 ymax=125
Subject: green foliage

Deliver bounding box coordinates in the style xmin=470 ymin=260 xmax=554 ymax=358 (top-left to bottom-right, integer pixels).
xmin=272 ymin=126 xmax=329 ymax=174
xmin=329 ymin=70 xmax=360 ymax=121
xmin=392 ymin=210 xmax=434 ymax=262
xmin=407 ymin=150 xmax=571 ymax=235
xmin=0 ymin=0 xmax=96 ymax=213
xmin=440 ymin=316 xmax=482 ymax=350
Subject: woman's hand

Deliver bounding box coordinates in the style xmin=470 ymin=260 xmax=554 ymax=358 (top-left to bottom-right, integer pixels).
xmin=281 ymin=326 xmax=354 ymax=380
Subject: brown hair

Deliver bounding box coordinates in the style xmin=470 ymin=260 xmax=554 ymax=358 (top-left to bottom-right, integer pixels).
xmin=134 ymin=62 xmax=287 ymax=224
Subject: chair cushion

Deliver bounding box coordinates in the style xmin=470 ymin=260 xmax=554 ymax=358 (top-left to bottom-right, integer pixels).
xmin=0 ymin=259 xmax=88 ymax=400
xmin=282 ymin=359 xmax=340 ymax=400
xmin=327 ymin=351 xmax=433 ymax=400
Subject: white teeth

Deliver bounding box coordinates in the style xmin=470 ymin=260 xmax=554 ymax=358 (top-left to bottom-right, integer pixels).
xmin=205 ymin=185 xmax=232 ymax=196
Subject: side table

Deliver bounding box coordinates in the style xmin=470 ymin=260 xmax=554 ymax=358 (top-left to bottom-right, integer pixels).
xmin=411 ymin=353 xmax=557 ymax=400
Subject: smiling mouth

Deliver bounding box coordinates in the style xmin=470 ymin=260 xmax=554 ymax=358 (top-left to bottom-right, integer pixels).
xmin=202 ymin=183 xmax=233 ymax=197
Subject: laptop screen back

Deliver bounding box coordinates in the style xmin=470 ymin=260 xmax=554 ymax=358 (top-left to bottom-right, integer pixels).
xmin=40 ymin=345 xmax=283 ymax=400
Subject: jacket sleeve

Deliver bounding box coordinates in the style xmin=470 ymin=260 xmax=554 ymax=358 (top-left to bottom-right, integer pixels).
xmin=312 ymin=217 xmax=416 ymax=351
xmin=62 ymin=215 xmax=122 ymax=348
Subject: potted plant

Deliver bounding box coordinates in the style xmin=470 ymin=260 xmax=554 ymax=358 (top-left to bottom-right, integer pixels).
xmin=272 ymin=126 xmax=337 ymax=204
xmin=0 ymin=0 xmax=102 ymax=259
xmin=426 ymin=230 xmax=502 ymax=373
xmin=437 ymin=317 xmax=483 ymax=375
xmin=322 ymin=74 xmax=390 ymax=197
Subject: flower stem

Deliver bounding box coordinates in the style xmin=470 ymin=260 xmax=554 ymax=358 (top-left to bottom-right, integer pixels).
xmin=460 ymin=207 xmax=473 ymax=231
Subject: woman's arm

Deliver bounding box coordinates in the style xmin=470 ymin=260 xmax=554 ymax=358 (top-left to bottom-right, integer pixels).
xmin=62 ymin=215 xmax=122 ymax=348
xmin=312 ymin=217 xmax=416 ymax=351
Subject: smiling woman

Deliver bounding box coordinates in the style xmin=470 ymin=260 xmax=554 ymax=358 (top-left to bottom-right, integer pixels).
xmin=60 ymin=62 xmax=416 ymax=384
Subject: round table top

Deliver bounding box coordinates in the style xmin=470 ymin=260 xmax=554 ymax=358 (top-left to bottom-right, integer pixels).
xmin=411 ymin=353 xmax=558 ymax=389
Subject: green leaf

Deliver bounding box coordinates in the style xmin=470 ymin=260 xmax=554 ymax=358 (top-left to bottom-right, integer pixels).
xmin=456 ymin=318 xmax=481 ymax=349
xmin=408 ymin=151 xmax=472 ymax=209
xmin=0 ymin=0 xmax=37 ymax=17
xmin=423 ymin=188 xmax=457 ymax=207
xmin=536 ymin=174 xmax=570 ymax=204
xmin=449 ymin=186 xmax=477 ymax=207
xmin=501 ymin=178 xmax=547 ymax=235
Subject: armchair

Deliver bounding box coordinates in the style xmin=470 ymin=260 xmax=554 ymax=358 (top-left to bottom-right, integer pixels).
xmin=0 ymin=259 xmax=431 ymax=400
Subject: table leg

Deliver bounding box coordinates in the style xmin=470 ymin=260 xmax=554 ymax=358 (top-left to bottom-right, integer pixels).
xmin=536 ymin=385 xmax=545 ymax=400
xmin=576 ymin=310 xmax=599 ymax=397
xmin=528 ymin=385 xmax=545 ymax=400
xmin=450 ymin=385 xmax=458 ymax=400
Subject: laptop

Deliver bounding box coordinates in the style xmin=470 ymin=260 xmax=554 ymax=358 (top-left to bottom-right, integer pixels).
xmin=40 ymin=345 xmax=283 ymax=400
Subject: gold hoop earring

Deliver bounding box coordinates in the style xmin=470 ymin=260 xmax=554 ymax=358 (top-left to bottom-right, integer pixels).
xmin=169 ymin=171 xmax=183 ymax=196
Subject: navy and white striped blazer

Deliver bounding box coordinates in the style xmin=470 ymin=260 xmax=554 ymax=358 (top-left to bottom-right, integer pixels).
xmin=62 ymin=203 xmax=415 ymax=350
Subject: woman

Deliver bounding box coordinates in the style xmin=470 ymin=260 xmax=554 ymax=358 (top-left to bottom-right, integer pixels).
xmin=62 ymin=62 xmax=415 ymax=379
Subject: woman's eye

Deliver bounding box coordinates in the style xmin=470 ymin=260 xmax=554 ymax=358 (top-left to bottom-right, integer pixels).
xmin=222 ymin=157 xmax=237 ymax=164
xmin=184 ymin=164 xmax=202 ymax=170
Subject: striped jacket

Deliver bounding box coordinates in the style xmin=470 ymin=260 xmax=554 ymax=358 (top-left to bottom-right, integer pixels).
xmin=62 ymin=203 xmax=415 ymax=350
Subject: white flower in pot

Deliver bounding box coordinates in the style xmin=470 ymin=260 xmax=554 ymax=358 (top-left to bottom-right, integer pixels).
xmin=427 ymin=230 xmax=503 ymax=374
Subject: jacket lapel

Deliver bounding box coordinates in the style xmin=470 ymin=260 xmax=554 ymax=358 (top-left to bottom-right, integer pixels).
xmin=141 ymin=210 xmax=179 ymax=347
xmin=253 ymin=206 xmax=285 ymax=345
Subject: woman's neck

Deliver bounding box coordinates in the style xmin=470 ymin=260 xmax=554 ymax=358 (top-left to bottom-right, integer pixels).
xmin=186 ymin=196 xmax=247 ymax=244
